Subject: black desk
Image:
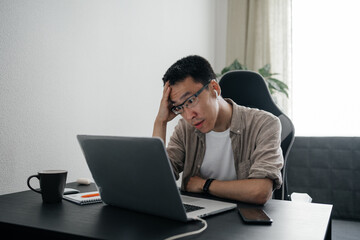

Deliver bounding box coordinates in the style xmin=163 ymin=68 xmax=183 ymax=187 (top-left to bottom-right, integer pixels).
xmin=0 ymin=183 xmax=332 ymax=240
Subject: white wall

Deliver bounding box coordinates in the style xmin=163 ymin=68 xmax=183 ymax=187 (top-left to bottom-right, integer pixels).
xmin=0 ymin=0 xmax=218 ymax=195
xmin=214 ymin=0 xmax=228 ymax=74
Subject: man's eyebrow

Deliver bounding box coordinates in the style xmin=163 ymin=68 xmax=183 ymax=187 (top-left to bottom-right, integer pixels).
xmin=171 ymin=92 xmax=192 ymax=106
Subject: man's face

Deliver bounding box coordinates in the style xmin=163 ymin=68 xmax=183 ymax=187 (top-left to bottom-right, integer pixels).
xmin=169 ymin=76 xmax=219 ymax=133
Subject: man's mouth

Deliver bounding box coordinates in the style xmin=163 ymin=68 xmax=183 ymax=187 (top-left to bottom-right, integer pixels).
xmin=193 ymin=120 xmax=205 ymax=129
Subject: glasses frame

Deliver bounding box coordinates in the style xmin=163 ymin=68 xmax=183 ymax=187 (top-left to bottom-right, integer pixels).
xmin=171 ymin=82 xmax=210 ymax=115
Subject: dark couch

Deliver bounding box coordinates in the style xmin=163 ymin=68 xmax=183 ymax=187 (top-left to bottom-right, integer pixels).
xmin=286 ymin=137 xmax=360 ymax=239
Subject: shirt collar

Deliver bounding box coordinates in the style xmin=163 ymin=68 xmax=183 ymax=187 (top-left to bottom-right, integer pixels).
xmin=225 ymin=98 xmax=243 ymax=135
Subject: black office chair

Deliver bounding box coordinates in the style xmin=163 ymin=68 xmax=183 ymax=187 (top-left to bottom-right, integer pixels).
xmin=219 ymin=70 xmax=295 ymax=200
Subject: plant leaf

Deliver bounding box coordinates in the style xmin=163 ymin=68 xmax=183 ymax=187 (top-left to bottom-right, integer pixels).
xmin=221 ymin=59 xmax=247 ymax=75
xmin=268 ymin=78 xmax=289 ymax=90
xmin=267 ymin=79 xmax=289 ymax=97
xmin=258 ymin=64 xmax=272 ymax=78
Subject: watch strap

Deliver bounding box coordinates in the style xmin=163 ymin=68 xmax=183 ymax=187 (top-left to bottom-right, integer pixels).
xmin=203 ymin=178 xmax=215 ymax=193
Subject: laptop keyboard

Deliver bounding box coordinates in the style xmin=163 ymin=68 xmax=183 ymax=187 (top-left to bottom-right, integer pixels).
xmin=183 ymin=203 xmax=204 ymax=213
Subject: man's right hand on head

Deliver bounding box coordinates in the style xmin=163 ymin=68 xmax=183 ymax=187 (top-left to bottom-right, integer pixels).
xmin=153 ymin=81 xmax=177 ymax=144
xmin=156 ymin=81 xmax=177 ymax=124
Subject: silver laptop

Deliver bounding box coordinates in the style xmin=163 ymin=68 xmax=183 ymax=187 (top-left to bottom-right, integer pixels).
xmin=77 ymin=135 xmax=236 ymax=222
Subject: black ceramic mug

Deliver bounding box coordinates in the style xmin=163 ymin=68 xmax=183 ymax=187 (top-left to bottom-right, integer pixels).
xmin=27 ymin=170 xmax=67 ymax=203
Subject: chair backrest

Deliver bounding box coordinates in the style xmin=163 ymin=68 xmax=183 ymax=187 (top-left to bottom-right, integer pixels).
xmin=219 ymin=70 xmax=295 ymax=200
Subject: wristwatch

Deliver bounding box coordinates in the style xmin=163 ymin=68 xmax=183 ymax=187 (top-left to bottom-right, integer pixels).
xmin=203 ymin=178 xmax=215 ymax=194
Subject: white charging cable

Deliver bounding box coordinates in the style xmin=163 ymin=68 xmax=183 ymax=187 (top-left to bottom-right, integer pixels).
xmin=164 ymin=217 xmax=208 ymax=240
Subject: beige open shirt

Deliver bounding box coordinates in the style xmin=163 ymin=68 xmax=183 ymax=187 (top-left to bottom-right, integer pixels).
xmin=167 ymin=99 xmax=284 ymax=191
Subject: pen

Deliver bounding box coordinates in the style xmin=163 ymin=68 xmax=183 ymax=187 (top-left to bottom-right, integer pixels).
xmin=81 ymin=193 xmax=100 ymax=198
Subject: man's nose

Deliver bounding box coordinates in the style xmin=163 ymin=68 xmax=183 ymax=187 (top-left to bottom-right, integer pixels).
xmin=182 ymin=107 xmax=196 ymax=121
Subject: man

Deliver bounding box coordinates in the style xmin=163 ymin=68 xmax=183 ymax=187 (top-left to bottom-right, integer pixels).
xmin=153 ymin=55 xmax=283 ymax=205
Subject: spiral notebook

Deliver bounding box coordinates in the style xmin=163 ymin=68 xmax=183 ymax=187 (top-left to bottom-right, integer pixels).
xmin=63 ymin=191 xmax=102 ymax=205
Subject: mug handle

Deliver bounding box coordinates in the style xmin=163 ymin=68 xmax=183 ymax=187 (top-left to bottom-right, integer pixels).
xmin=27 ymin=175 xmax=41 ymax=194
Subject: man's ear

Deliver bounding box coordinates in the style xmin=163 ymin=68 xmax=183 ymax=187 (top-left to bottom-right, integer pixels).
xmin=210 ymin=79 xmax=221 ymax=97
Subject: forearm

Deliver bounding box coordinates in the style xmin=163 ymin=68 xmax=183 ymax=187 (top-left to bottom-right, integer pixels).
xmin=209 ymin=178 xmax=273 ymax=205
xmin=187 ymin=176 xmax=273 ymax=205
xmin=152 ymin=119 xmax=167 ymax=145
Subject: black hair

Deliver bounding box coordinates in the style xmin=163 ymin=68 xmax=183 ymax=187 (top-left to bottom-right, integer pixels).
xmin=162 ymin=55 xmax=216 ymax=86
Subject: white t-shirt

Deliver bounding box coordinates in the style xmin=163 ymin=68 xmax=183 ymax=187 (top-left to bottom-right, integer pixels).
xmin=200 ymin=128 xmax=237 ymax=181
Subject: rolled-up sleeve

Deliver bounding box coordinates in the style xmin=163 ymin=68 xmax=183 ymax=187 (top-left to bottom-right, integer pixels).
xmin=248 ymin=116 xmax=284 ymax=189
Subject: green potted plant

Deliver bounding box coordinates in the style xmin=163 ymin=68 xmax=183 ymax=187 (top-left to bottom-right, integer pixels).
xmin=218 ymin=59 xmax=289 ymax=98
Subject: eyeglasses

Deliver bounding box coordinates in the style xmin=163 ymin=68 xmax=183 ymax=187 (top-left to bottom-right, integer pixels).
xmin=171 ymin=83 xmax=210 ymax=115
